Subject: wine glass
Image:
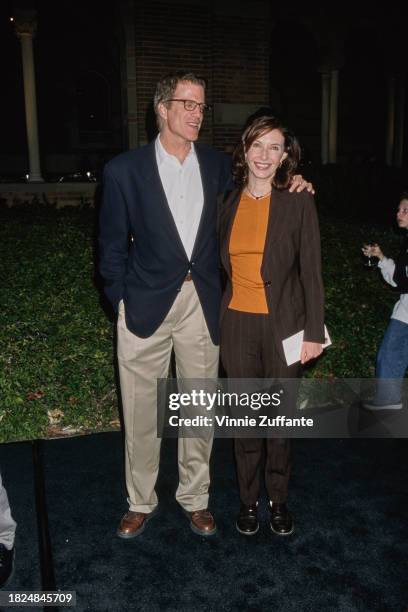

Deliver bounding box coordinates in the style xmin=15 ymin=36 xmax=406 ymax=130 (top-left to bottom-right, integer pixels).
xmin=362 ymin=241 xmax=378 ymax=269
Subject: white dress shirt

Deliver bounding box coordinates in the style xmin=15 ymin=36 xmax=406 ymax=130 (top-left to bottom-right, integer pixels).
xmin=155 ymin=135 xmax=204 ymax=261
xmin=378 ymin=257 xmax=408 ymax=324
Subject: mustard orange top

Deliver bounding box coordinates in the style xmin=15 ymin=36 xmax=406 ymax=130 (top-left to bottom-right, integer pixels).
xmin=228 ymin=191 xmax=269 ymax=313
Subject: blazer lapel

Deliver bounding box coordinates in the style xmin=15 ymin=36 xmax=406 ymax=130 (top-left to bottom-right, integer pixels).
xmin=190 ymin=144 xmax=215 ymax=260
xmin=140 ymin=141 xmax=188 ymax=257
xmin=261 ymin=187 xmax=286 ymax=277
xmin=220 ymin=188 xmax=241 ymax=278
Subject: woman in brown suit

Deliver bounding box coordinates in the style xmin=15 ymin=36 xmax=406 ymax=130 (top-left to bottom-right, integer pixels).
xmin=219 ymin=115 xmax=325 ymax=536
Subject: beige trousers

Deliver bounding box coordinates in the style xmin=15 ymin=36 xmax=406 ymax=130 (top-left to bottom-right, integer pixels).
xmin=117 ymin=281 xmax=219 ymax=513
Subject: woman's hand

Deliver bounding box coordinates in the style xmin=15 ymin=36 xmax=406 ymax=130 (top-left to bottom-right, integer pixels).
xmin=289 ymin=175 xmax=315 ymax=194
xmin=300 ymin=341 xmax=323 ymax=364
xmin=362 ymin=243 xmax=384 ymax=260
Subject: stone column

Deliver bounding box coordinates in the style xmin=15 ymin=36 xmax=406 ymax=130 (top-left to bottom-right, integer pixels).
xmin=14 ymin=10 xmax=43 ymax=182
xmin=328 ymin=70 xmax=338 ymax=163
xmin=385 ymin=74 xmax=395 ymax=167
xmin=319 ymin=68 xmax=339 ymax=164
xmin=320 ymin=71 xmax=331 ymax=164
xmin=394 ymin=74 xmax=405 ymax=168
xmin=119 ymin=1 xmax=138 ymax=149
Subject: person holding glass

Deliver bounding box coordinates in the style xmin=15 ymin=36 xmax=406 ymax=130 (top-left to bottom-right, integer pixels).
xmin=362 ymin=192 xmax=408 ymax=410
xmin=218 ymin=115 xmax=325 ymax=536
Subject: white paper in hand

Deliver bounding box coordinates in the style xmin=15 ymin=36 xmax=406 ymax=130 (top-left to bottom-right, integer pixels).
xmin=282 ymin=325 xmax=332 ymax=366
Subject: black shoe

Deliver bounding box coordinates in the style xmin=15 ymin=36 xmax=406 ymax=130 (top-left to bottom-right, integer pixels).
xmin=269 ymin=502 xmax=294 ymax=536
xmin=0 ymin=544 xmax=14 ymax=588
xmin=236 ymin=503 xmax=259 ymax=535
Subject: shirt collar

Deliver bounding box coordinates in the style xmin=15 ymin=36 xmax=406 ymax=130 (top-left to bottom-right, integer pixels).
xmin=155 ymin=134 xmax=197 ymax=167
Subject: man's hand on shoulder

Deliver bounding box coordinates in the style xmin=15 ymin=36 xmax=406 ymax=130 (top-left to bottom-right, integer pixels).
xmin=289 ymin=175 xmax=315 ymax=194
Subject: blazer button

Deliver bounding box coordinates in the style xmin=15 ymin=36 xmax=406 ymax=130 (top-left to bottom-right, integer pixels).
xmin=264 ymin=281 xmax=272 ymax=287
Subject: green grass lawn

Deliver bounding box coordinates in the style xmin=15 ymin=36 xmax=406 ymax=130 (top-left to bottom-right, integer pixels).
xmin=0 ymin=203 xmax=402 ymax=442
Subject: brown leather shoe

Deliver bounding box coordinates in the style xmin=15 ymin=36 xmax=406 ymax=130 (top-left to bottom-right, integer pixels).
xmin=186 ymin=509 xmax=217 ymax=536
xmin=117 ymin=508 xmax=157 ymax=539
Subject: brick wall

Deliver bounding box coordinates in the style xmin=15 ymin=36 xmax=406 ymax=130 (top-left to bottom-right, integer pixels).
xmin=130 ymin=0 xmax=270 ymax=151
xmin=212 ymin=7 xmax=269 ymax=150
xmin=134 ymin=1 xmax=213 ymax=145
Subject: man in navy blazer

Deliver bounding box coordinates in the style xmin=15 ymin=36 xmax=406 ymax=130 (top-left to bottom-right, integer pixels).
xmin=99 ymin=72 xmax=231 ymax=537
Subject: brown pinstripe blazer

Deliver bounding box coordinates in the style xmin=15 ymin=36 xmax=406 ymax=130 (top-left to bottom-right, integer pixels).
xmin=219 ymin=187 xmax=325 ymax=361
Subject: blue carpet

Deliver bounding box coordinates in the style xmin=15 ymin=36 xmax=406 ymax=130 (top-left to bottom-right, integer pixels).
xmin=1 ymin=435 xmax=407 ymax=611
xmin=0 ymin=441 xmax=41 ymax=595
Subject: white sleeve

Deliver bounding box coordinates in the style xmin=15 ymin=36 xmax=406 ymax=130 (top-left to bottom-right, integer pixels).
xmin=378 ymin=257 xmax=397 ymax=287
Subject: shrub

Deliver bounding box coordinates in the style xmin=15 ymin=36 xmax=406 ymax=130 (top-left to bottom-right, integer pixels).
xmin=0 ymin=200 xmax=403 ymax=442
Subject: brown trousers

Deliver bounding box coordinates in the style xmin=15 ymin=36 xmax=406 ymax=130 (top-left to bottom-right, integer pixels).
xmin=220 ymin=308 xmax=300 ymax=505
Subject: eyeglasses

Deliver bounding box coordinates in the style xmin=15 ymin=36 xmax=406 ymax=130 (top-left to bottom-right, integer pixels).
xmin=165 ymin=99 xmax=212 ymax=113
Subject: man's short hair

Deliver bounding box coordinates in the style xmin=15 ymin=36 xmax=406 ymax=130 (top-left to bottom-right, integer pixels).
xmin=154 ymin=71 xmax=206 ymax=131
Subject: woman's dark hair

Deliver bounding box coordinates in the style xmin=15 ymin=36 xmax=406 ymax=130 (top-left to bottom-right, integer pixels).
xmin=232 ymin=115 xmax=301 ymax=190
xmin=399 ymin=190 xmax=408 ymax=202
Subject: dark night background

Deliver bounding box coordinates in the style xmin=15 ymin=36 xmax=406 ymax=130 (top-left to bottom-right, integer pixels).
xmin=0 ymin=1 xmax=407 ymax=178
xmin=1 ymin=3 xmax=408 ymax=610
xmin=1 ymin=0 xmax=122 ymax=177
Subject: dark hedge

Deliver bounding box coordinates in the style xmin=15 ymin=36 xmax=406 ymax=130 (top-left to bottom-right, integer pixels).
xmin=0 ymin=202 xmax=403 ymax=442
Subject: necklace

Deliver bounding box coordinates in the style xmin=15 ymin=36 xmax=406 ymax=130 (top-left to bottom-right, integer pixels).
xmin=245 ymin=186 xmax=272 ymax=200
